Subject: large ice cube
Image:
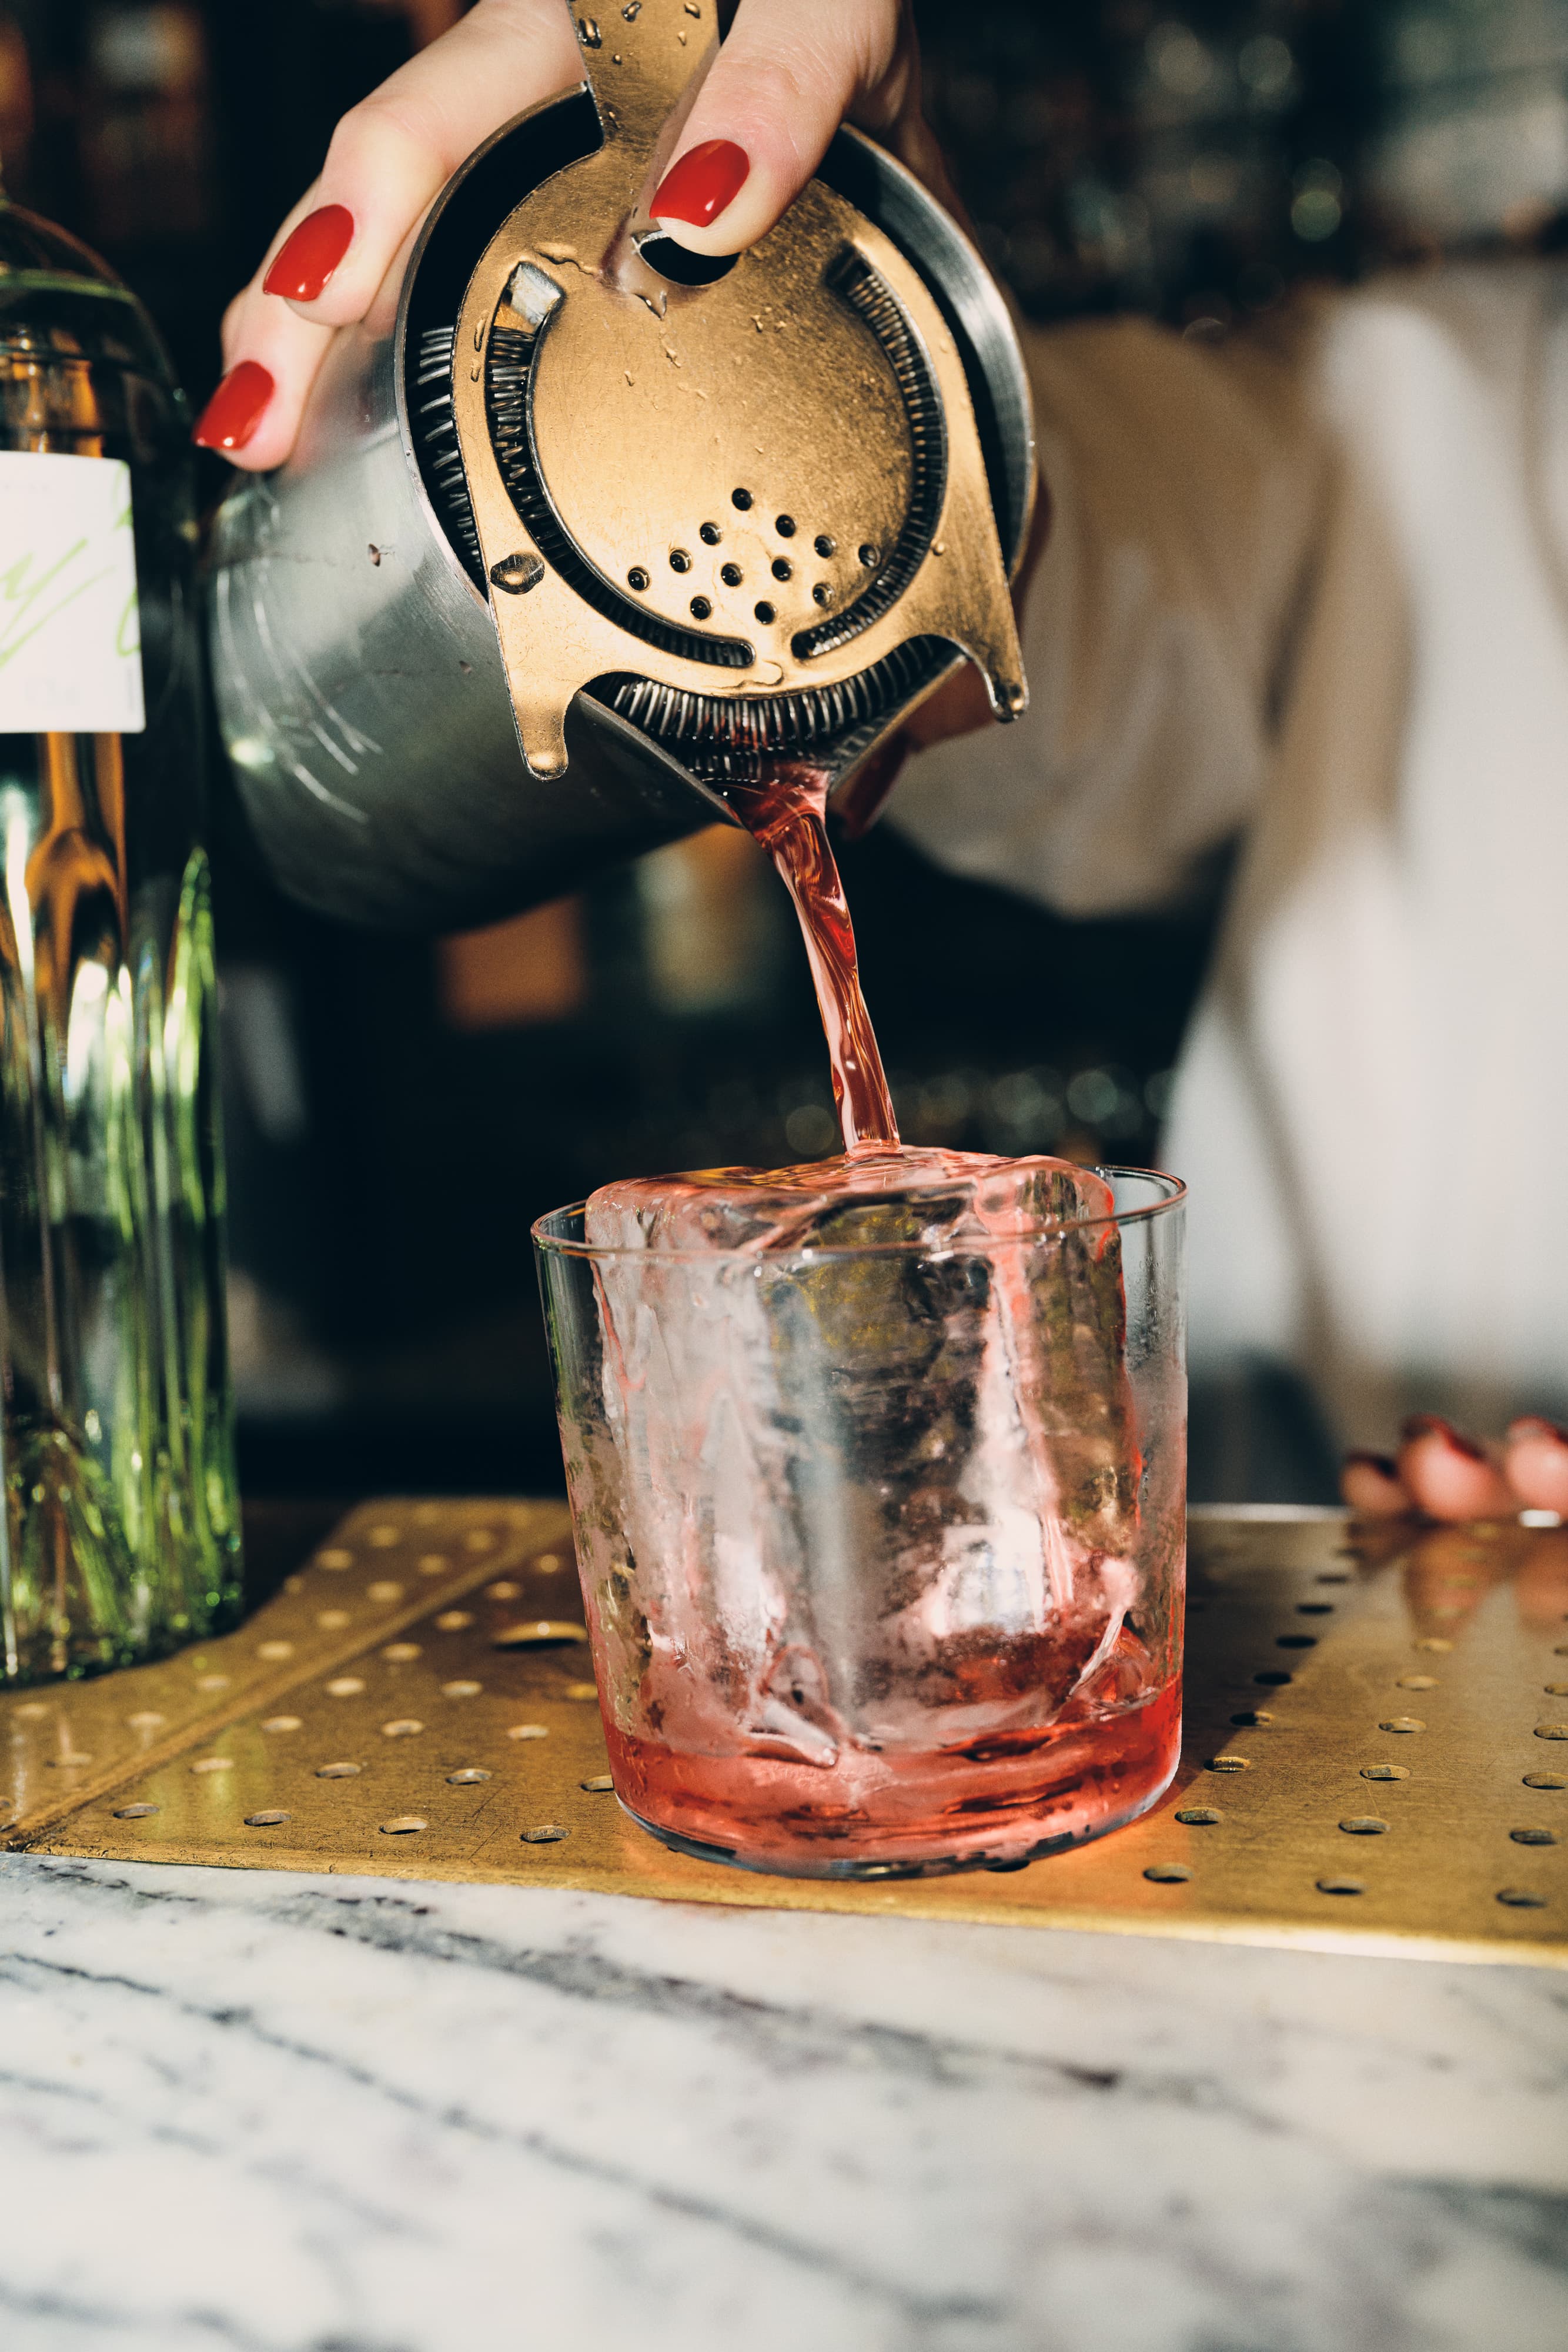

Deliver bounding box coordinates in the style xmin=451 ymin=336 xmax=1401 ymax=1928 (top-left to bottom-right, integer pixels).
xmin=574 ymin=1148 xmax=1144 ymax=1768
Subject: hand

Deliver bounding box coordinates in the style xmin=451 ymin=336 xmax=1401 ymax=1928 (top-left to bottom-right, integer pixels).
xmin=1341 ymin=1415 xmax=1568 ymax=1523
xmin=196 ymin=0 xmax=935 ymax=470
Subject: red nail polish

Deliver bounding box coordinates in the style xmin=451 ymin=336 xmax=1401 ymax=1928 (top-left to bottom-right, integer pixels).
xmin=650 ymin=139 xmax=750 ymax=229
xmin=1345 ymin=1451 xmax=1399 ymax=1478
xmin=1401 ymin=1414 xmax=1486 ymax=1461
xmin=193 ymin=362 xmax=275 ymax=454
xmin=1509 ymin=1415 xmax=1568 ymax=1445
xmin=263 ymin=203 xmax=355 ymax=302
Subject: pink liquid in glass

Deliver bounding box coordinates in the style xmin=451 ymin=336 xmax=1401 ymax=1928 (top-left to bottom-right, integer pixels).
xmin=569 ymin=759 xmax=1182 ymax=1873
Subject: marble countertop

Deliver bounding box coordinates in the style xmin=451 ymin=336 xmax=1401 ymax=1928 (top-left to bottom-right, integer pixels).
xmin=1 ymin=1854 xmax=1564 ymax=2351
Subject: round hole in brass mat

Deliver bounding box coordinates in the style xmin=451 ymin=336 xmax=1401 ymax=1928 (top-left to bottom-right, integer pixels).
xmin=1174 ymin=1808 xmax=1222 ymax=1826
xmin=127 ymin=1711 xmax=166 ymax=1730
xmin=190 ymin=1756 xmax=232 ymax=1774
xmin=442 ymin=1681 xmax=482 ymax=1699
xmin=436 ymin=1611 xmax=475 ymax=1632
xmin=463 ymin=1530 xmax=496 ymax=1552
xmin=1415 ymin=1636 xmax=1453 ymax=1653
xmin=367 ymin=1582 xmax=404 ymax=1604
xmin=493 ymin=1619 xmax=587 ymax=1648
xmin=486 ymin=1582 xmax=520 ymax=1601
xmin=1316 ymin=1877 xmax=1365 ymax=1896
xmin=1396 ymin=1675 xmax=1437 ymax=1690
xmin=1511 ymin=1827 xmax=1557 ymax=1845
xmin=367 ymin=1525 xmax=401 ymax=1548
xmin=1207 ymin=1756 xmax=1251 ymax=1773
xmin=1534 ymin=1724 xmax=1568 ymax=1740
xmin=382 ymin=1719 xmax=423 ymax=1739
xmin=507 ymin=1723 xmax=550 ymax=1740
xmin=564 ymin=1683 xmax=599 ymax=1702
xmin=113 ymin=1803 xmax=158 ymax=1819
xmin=257 ymin=1641 xmax=295 ymax=1661
xmin=1523 ymin=1772 xmax=1567 ymax=1789
xmin=1361 ymin=1764 xmax=1411 ymax=1781
xmin=447 ymin=1768 xmax=492 ymax=1785
xmin=13 ymin=1702 xmax=46 ymax=1719
xmin=533 ymin=1555 xmax=563 ymax=1573
xmin=1255 ymin=1671 xmax=1292 ymax=1687
xmin=417 ymin=1554 xmax=448 ymax=1575
xmin=261 ymin=1716 xmax=303 ymax=1734
xmin=316 ymin=1548 xmax=353 ymax=1570
xmin=245 ymin=1812 xmax=290 ymax=1828
xmin=382 ymin=1643 xmax=420 ymax=1663
xmin=1144 ymin=1863 xmax=1192 ymax=1883
xmin=521 ymin=1823 xmax=570 ymax=1843
xmin=316 ymin=1611 xmax=350 ymax=1631
xmin=1231 ymin=1710 xmax=1272 ymax=1728
xmin=581 ymin=1775 xmax=615 ymax=1793
xmin=1380 ymin=1717 xmax=1426 ymax=1734
xmin=1339 ymin=1817 xmax=1390 ymax=1835
xmin=326 ymin=1678 xmax=365 ymax=1698
xmin=1296 ymin=1602 xmax=1334 ymax=1615
xmin=1546 ymin=1683 xmax=1568 ymax=1697
xmin=1276 ymin=1635 xmax=1318 ymax=1649
xmin=380 ymin=1816 xmax=427 ymax=1835
xmin=196 ymin=1675 xmax=229 ymax=1693
xmin=1497 ymin=1887 xmax=1548 ymax=1908
xmin=316 ymin=1762 xmax=362 ymax=1779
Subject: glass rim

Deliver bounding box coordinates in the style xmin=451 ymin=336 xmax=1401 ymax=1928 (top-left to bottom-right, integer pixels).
xmin=532 ymin=1165 xmax=1185 ymax=1265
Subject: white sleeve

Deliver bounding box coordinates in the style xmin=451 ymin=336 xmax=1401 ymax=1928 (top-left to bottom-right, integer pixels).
xmin=887 ymin=311 xmax=1329 ymax=917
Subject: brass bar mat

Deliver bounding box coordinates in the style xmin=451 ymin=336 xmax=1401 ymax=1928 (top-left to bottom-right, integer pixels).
xmin=7 ymin=1501 xmax=1566 ymax=1965
xmin=0 ymin=1502 xmax=573 ymax=1844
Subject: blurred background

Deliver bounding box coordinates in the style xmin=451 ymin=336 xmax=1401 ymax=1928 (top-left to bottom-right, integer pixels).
xmin=0 ymin=0 xmax=1562 ymax=1498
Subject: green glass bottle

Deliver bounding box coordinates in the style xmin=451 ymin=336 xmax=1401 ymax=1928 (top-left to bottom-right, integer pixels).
xmin=0 ymin=187 xmax=239 ymax=1679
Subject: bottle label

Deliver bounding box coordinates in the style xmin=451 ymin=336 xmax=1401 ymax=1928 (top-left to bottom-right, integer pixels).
xmin=0 ymin=452 xmax=146 ymax=734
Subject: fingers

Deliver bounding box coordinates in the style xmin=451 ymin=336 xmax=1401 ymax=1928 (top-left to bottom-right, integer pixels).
xmin=1342 ymin=1412 xmax=1568 ymax=1525
xmin=1340 ymin=1451 xmax=1409 ymax=1518
xmin=193 ymin=280 xmax=336 ymax=472
xmin=200 ymin=0 xmax=583 ymax=470
xmin=1504 ymin=1418 xmax=1568 ymax=1517
xmin=650 ymin=0 xmax=912 ymax=254
xmin=1395 ymin=1416 xmax=1516 ymax=1522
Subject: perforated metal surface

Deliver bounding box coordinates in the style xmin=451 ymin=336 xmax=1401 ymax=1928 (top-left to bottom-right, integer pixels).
xmin=6 ymin=1502 xmax=1564 ymax=1962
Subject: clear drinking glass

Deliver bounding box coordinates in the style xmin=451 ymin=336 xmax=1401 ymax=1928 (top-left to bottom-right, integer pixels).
xmin=535 ymin=1167 xmax=1185 ymax=1878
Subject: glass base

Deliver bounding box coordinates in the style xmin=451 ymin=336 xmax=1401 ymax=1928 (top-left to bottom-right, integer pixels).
xmin=612 ymin=1692 xmax=1182 ymax=1882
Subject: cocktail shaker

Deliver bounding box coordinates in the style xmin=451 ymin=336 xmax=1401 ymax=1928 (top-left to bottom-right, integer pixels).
xmin=209 ymin=0 xmax=1036 ymax=934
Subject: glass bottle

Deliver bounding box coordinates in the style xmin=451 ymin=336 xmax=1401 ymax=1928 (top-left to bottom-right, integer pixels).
xmin=0 ymin=185 xmax=239 ymax=1680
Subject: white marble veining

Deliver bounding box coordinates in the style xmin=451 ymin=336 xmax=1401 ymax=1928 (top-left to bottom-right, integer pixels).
xmin=1 ymin=1854 xmax=1564 ymax=2351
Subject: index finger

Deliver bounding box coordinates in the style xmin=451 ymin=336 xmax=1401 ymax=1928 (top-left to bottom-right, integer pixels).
xmin=206 ymin=0 xmax=583 ymax=471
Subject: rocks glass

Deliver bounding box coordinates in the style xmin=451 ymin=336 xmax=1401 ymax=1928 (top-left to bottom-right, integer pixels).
xmin=535 ymin=1166 xmax=1185 ymax=1877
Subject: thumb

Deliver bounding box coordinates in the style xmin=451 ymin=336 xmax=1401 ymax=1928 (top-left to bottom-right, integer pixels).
xmin=649 ymin=0 xmax=912 ymax=256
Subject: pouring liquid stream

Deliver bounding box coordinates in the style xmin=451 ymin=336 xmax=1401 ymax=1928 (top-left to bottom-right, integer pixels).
xmin=723 ymin=759 xmax=898 ymax=1154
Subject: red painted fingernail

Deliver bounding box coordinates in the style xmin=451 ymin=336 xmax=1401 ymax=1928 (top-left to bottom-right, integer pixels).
xmin=650 ymin=139 xmax=750 ymax=229
xmin=1401 ymin=1414 xmax=1486 ymax=1461
xmin=1345 ymin=1451 xmax=1400 ymax=1478
xmin=263 ymin=203 xmax=355 ymax=302
xmin=1509 ymin=1415 xmax=1568 ymax=1444
xmin=193 ymin=362 xmax=275 ymax=454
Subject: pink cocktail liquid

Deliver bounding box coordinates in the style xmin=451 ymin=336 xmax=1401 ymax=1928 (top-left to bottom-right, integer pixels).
xmin=607 ymin=1661 xmax=1181 ymax=1876
xmin=573 ymin=761 xmax=1182 ymax=1875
